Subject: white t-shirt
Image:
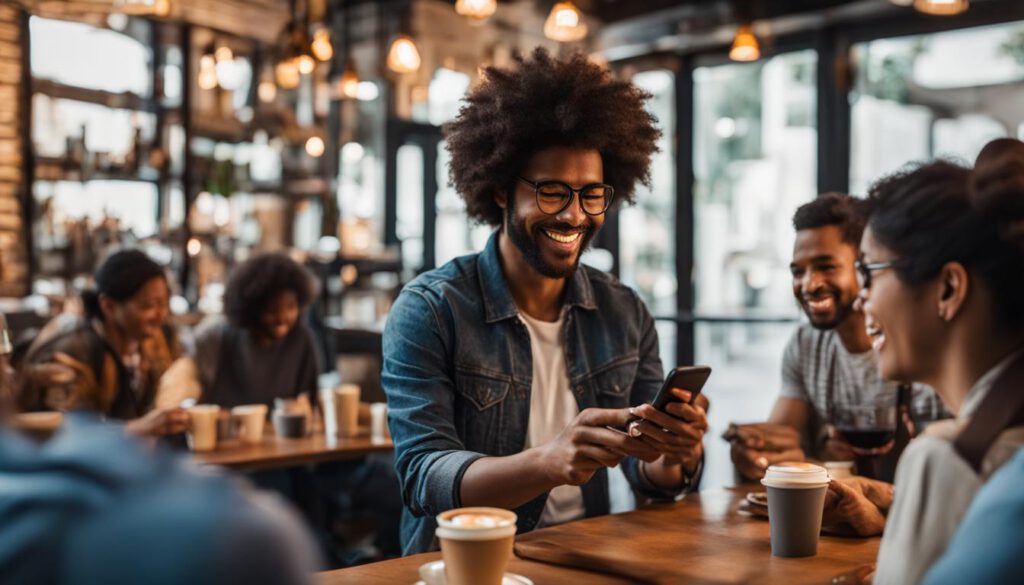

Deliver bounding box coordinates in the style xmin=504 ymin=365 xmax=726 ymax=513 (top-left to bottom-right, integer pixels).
xmin=519 ymin=311 xmax=586 ymax=528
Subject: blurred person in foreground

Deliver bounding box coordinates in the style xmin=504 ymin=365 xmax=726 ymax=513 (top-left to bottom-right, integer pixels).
xmin=727 ymin=194 xmax=946 ymax=487
xmin=855 ymin=141 xmax=1024 ymax=584
xmin=18 ymin=249 xmax=188 ymax=437
xmin=383 ymin=48 xmax=708 ymax=555
xmin=0 ymin=312 xmax=320 ymax=584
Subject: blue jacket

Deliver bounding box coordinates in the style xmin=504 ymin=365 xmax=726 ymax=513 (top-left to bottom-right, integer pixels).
xmin=922 ymin=447 xmax=1024 ymax=585
xmin=0 ymin=413 xmax=318 ymax=584
xmin=382 ymin=232 xmax=692 ymax=554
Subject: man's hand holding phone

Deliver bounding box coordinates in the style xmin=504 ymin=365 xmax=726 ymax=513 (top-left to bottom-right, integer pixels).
xmin=540 ymin=408 xmax=662 ymax=487
xmin=630 ymin=388 xmax=709 ymax=474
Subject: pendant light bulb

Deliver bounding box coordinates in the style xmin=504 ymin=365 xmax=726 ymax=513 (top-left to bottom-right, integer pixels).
xmin=913 ymin=0 xmax=969 ymax=15
xmin=387 ymin=35 xmax=421 ymax=74
xmin=339 ymin=62 xmax=360 ymax=99
xmin=729 ymin=24 xmax=761 ymax=62
xmin=296 ymin=54 xmax=316 ymax=75
xmin=305 ymin=136 xmax=326 ymax=158
xmin=311 ymin=28 xmax=334 ymax=62
xmin=198 ymin=54 xmax=218 ymax=90
xmin=544 ymin=2 xmax=588 ymax=42
xmin=455 ymin=0 xmax=497 ymax=23
xmin=275 ymin=59 xmax=301 ymax=89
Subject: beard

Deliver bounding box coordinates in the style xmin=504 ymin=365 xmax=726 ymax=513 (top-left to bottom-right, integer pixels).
xmin=800 ymin=288 xmax=858 ymax=331
xmin=504 ymin=196 xmax=597 ymax=279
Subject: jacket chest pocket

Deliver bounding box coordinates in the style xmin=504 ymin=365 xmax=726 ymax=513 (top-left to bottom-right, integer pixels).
xmin=587 ymin=359 xmax=639 ymax=409
xmin=453 ymin=369 xmax=514 ymax=454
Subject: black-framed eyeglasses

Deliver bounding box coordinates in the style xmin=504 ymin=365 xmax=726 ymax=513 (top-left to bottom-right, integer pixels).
xmin=517 ymin=176 xmax=615 ymax=216
xmin=855 ymin=259 xmax=899 ymax=290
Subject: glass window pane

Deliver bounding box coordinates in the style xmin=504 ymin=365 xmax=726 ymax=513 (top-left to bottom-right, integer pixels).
xmin=619 ymin=70 xmax=676 ymax=319
xmin=34 ymin=180 xmax=158 ymax=237
xmin=850 ymin=21 xmax=1024 ymax=194
xmin=428 ymin=68 xmax=471 ymax=126
xmin=695 ymin=321 xmax=796 ymax=490
xmin=435 ymin=141 xmax=490 ymax=266
xmin=693 ymin=50 xmax=816 ymax=317
xmin=397 ymin=144 xmax=424 ymax=274
xmin=32 ymin=95 xmax=156 ymax=159
xmin=30 ymin=17 xmax=152 ymax=97
xmin=692 ymin=50 xmax=817 ymax=491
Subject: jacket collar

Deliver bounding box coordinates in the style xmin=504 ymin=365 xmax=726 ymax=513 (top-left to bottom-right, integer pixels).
xmin=478 ymin=231 xmax=598 ymax=324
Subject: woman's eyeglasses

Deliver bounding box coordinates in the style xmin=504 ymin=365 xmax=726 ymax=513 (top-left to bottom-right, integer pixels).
xmin=855 ymin=259 xmax=899 ymax=290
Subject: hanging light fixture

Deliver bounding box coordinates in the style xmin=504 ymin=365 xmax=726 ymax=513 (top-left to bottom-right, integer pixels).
xmin=305 ymin=136 xmax=326 ymax=158
xmin=544 ymin=2 xmax=587 ymax=42
xmin=729 ymin=24 xmax=760 ymax=62
xmin=455 ymin=0 xmax=497 ymax=23
xmin=258 ymin=63 xmax=278 ymax=102
xmin=913 ymin=0 xmax=969 ymax=15
xmin=198 ymin=44 xmax=219 ymax=90
xmin=296 ymin=54 xmax=316 ymax=74
xmin=311 ymin=27 xmax=334 ymax=62
xmin=275 ymin=58 xmax=301 ymax=89
xmin=115 ymin=0 xmax=171 ymax=17
xmin=338 ymin=59 xmax=360 ymax=99
xmin=213 ymin=44 xmax=243 ymax=90
xmin=387 ymin=34 xmax=421 ymax=74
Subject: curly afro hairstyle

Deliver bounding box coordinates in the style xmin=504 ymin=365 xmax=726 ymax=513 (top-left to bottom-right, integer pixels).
xmin=222 ymin=253 xmax=317 ymax=330
xmin=444 ymin=47 xmax=661 ymax=226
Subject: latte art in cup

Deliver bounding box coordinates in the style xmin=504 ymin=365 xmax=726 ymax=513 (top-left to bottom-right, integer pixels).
xmin=449 ymin=513 xmax=514 ymax=529
xmin=436 ymin=507 xmax=517 ymax=585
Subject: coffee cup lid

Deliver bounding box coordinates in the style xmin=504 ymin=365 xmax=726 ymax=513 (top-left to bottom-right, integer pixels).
xmin=761 ymin=462 xmax=830 ymax=489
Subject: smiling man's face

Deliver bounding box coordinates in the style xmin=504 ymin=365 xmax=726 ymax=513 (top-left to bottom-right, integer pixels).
xmin=790 ymin=225 xmax=861 ymax=330
xmin=502 ymin=146 xmax=605 ymax=279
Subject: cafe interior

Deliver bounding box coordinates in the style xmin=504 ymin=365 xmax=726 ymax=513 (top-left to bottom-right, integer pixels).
xmin=3 ymin=0 xmax=1024 ymax=583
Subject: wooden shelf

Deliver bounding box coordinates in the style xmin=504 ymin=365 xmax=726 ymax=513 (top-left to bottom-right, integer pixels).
xmin=35 ymin=157 xmax=163 ymax=184
xmin=33 ymin=79 xmax=156 ymax=113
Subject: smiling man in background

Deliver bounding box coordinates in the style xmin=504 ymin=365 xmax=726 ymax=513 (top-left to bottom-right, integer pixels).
xmin=383 ymin=48 xmax=709 ymax=555
xmin=728 ymin=193 xmax=948 ymax=483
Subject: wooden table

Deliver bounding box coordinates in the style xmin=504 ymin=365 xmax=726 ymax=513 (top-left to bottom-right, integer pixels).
xmin=194 ymin=431 xmax=392 ymax=472
xmin=319 ymin=488 xmax=879 ymax=585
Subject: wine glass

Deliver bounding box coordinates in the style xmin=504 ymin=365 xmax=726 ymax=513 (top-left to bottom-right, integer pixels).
xmin=832 ymin=403 xmax=898 ymax=480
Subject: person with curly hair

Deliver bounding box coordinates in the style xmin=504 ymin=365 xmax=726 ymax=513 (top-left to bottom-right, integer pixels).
xmin=383 ymin=48 xmax=708 ymax=554
xmin=157 ymin=252 xmax=320 ymax=409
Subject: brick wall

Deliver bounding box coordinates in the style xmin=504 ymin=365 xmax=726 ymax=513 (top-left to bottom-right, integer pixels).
xmin=0 ymin=5 xmax=27 ymax=296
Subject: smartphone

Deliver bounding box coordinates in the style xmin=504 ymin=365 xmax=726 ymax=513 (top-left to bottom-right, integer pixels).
xmin=609 ymin=365 xmax=712 ymax=437
xmin=649 ymin=365 xmax=712 ymax=411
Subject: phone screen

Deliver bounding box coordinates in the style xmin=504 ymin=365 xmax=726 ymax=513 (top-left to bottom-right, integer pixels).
xmin=650 ymin=365 xmax=711 ymax=410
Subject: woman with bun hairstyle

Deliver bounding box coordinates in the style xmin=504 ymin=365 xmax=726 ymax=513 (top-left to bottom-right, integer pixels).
xmin=856 ymin=141 xmax=1024 ymax=584
xmin=18 ymin=249 xmax=188 ymax=437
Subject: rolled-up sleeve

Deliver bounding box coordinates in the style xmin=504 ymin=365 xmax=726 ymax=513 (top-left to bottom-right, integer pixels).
xmin=382 ymin=288 xmax=486 ymax=518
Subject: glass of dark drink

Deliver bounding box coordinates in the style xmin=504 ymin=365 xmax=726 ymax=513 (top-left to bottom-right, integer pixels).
xmin=833 ymin=403 xmax=898 ymax=479
xmin=834 ymin=404 xmax=898 ymax=450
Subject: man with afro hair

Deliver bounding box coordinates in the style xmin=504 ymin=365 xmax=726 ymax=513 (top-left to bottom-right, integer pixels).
xmin=383 ymin=48 xmax=708 ymax=554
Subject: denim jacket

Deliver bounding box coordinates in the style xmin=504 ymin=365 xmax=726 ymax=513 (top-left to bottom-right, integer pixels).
xmin=382 ymin=232 xmax=693 ymax=554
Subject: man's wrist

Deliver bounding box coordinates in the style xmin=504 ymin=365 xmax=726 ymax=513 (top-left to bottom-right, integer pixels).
xmin=643 ymin=454 xmax=700 ymax=492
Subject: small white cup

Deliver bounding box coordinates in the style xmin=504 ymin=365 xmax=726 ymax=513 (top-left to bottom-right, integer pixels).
xmin=232 ymin=404 xmax=268 ymax=444
xmin=319 ymin=387 xmax=338 ymax=438
xmin=370 ymin=402 xmax=389 ymax=442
